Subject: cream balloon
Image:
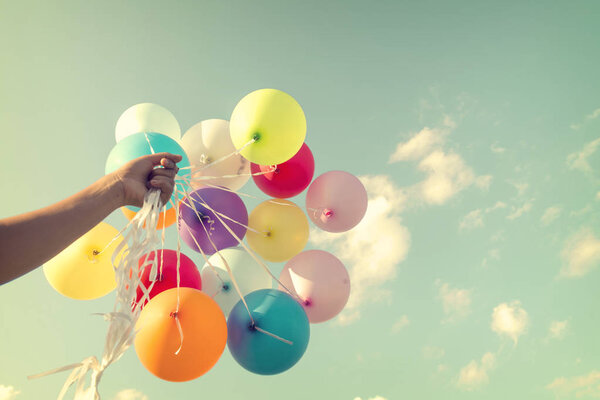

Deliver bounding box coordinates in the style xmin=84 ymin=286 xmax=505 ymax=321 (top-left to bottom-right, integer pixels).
xmin=181 ymin=119 xmax=250 ymax=191
xmin=43 ymin=222 xmax=126 ymax=300
xmin=201 ymin=247 xmax=272 ymax=317
xmin=115 ymin=103 xmax=181 ymax=143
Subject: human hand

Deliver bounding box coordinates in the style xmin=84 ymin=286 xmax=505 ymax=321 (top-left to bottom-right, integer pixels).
xmin=110 ymin=152 xmax=183 ymax=208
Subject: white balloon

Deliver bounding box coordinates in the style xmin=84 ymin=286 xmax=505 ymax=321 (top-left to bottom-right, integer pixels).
xmin=201 ymin=247 xmax=272 ymax=317
xmin=181 ymin=119 xmax=250 ymax=191
xmin=115 ymin=103 xmax=181 ymax=143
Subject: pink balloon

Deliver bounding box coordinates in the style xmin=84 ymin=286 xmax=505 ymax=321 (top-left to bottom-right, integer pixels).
xmin=305 ymin=171 xmax=367 ymax=232
xmin=279 ymin=250 xmax=350 ymax=323
xmin=135 ymin=250 xmax=202 ymax=308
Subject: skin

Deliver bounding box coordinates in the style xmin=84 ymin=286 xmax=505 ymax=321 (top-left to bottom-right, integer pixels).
xmin=0 ymin=152 xmax=182 ymax=285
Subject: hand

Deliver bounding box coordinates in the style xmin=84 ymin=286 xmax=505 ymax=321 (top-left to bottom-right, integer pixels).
xmin=110 ymin=152 xmax=183 ymax=208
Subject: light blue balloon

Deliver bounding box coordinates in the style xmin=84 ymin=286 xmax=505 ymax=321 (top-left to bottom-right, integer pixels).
xmin=227 ymin=289 xmax=310 ymax=375
xmin=105 ymin=132 xmax=191 ymax=210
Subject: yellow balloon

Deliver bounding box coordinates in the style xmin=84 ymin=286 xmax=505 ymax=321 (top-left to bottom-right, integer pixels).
xmin=230 ymin=89 xmax=306 ymax=165
xmin=247 ymin=199 xmax=309 ymax=262
xmin=43 ymin=222 xmax=126 ymax=300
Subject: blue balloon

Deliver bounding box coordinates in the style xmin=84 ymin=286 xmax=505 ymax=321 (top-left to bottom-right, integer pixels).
xmin=227 ymin=289 xmax=310 ymax=375
xmin=105 ymin=132 xmax=191 ymax=210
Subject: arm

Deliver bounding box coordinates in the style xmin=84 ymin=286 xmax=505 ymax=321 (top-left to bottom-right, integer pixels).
xmin=0 ymin=152 xmax=182 ymax=285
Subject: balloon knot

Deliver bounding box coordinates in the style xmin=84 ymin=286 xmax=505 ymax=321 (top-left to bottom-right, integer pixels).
xmin=252 ymin=133 xmax=261 ymax=142
xmin=303 ymin=298 xmax=312 ymax=307
xmin=222 ymin=284 xmax=230 ymax=292
xmin=323 ymin=209 xmax=333 ymax=218
xmin=92 ymin=249 xmax=100 ymax=256
xmin=248 ymin=322 xmax=257 ymax=331
xmin=170 ymin=311 xmax=178 ymax=319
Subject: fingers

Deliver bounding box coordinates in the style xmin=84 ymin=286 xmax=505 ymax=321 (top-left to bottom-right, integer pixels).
xmin=150 ymin=167 xmax=178 ymax=179
xmin=144 ymin=152 xmax=183 ymax=167
xmin=148 ymin=176 xmax=175 ymax=206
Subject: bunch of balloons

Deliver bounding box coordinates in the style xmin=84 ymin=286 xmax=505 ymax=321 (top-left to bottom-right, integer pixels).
xmin=43 ymin=89 xmax=368 ymax=383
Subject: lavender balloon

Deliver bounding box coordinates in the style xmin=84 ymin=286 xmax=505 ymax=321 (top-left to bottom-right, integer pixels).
xmin=178 ymin=187 xmax=248 ymax=255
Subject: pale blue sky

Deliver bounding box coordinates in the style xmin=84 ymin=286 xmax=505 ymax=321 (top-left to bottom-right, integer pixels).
xmin=1 ymin=1 xmax=600 ymax=399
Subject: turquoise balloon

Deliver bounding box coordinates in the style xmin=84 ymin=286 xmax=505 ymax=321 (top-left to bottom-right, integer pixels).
xmin=105 ymin=132 xmax=191 ymax=210
xmin=227 ymin=289 xmax=310 ymax=375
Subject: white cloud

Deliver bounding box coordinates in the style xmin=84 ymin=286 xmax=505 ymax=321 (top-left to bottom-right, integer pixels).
xmin=353 ymin=396 xmax=388 ymax=400
xmin=416 ymin=150 xmax=478 ymax=205
xmin=310 ymin=175 xmax=410 ymax=324
xmin=457 ymin=352 xmax=496 ymax=391
xmin=388 ymin=127 xmax=446 ymax=163
xmin=0 ymin=385 xmax=20 ymax=400
xmin=459 ymin=209 xmax=483 ymax=231
xmin=548 ymin=320 xmax=569 ymax=340
xmin=423 ymin=346 xmax=445 ymax=360
xmin=475 ymin=175 xmax=493 ymax=191
xmin=571 ymin=108 xmax=600 ymax=130
xmin=560 ymin=228 xmax=600 ymax=278
xmin=509 ymin=182 xmax=529 ymax=196
xmin=547 ymin=370 xmax=600 ymax=398
xmin=491 ymin=301 xmax=529 ymax=344
xmin=490 ymin=142 xmax=506 ymax=154
xmin=506 ymin=200 xmax=534 ymax=220
xmin=482 ymin=248 xmax=501 ymax=267
xmin=459 ymin=202 xmax=507 ymax=231
xmin=391 ymin=315 xmax=410 ymax=333
xmin=438 ymin=281 xmax=472 ymax=323
xmin=113 ymin=389 xmax=148 ymax=400
xmin=567 ymin=137 xmax=600 ymax=174
xmin=541 ymin=206 xmax=562 ymax=226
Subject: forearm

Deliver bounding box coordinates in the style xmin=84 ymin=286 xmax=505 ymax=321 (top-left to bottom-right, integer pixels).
xmin=0 ymin=174 xmax=124 ymax=285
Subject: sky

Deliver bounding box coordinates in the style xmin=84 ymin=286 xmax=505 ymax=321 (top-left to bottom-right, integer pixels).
xmin=1 ymin=0 xmax=600 ymax=399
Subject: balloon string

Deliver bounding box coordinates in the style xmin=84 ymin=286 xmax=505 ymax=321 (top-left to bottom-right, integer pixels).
xmin=253 ymin=326 xmax=293 ymax=345
xmin=177 ymin=165 xmax=276 ymax=181
xmin=144 ymin=132 xmax=157 ymax=155
xmin=174 ymin=194 xmax=184 ymax=355
xmin=92 ymin=220 xmax=132 ymax=257
xmin=195 ymin=137 xmax=256 ymax=172
xmin=175 ymin=185 xmax=256 ymax=327
xmin=191 ymin=190 xmax=304 ymax=306
xmin=168 ymin=196 xmax=225 ymax=288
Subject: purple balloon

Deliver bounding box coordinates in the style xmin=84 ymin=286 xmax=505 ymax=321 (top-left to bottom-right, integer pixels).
xmin=178 ymin=187 xmax=248 ymax=255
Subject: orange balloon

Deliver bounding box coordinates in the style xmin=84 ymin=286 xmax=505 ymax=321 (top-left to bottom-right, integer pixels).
xmin=121 ymin=203 xmax=178 ymax=229
xmin=134 ymin=287 xmax=227 ymax=382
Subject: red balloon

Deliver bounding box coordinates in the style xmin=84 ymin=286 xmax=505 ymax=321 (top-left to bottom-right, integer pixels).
xmin=135 ymin=250 xmax=202 ymax=308
xmin=251 ymin=143 xmax=315 ymax=198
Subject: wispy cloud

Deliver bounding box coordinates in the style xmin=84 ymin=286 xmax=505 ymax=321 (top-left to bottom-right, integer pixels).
xmin=570 ymin=108 xmax=600 ymax=130
xmin=490 ymin=142 xmax=506 ymax=154
xmin=391 ymin=315 xmax=410 ymax=333
xmin=547 ymin=320 xmax=569 ymax=341
xmin=459 ymin=209 xmax=484 ymax=231
xmin=310 ymin=175 xmax=410 ymax=324
xmin=547 ymin=370 xmax=600 ymax=398
xmin=423 ymin=346 xmax=446 ymax=360
xmin=388 ymin=127 xmax=446 ymax=163
xmin=389 ymin=120 xmax=491 ymax=206
xmin=491 ymin=301 xmax=529 ymax=344
xmin=506 ymin=200 xmax=534 ymax=220
xmin=560 ymin=228 xmax=600 ymax=278
xmin=437 ymin=281 xmax=472 ymax=323
xmin=459 ymin=201 xmax=507 ymax=231
xmin=541 ymin=205 xmax=562 ymax=226
xmin=457 ymin=352 xmax=496 ymax=391
xmin=0 ymin=385 xmax=20 ymax=400
xmin=113 ymin=390 xmax=149 ymax=400
xmin=567 ymin=137 xmax=600 ymax=174
xmin=482 ymin=248 xmax=501 ymax=267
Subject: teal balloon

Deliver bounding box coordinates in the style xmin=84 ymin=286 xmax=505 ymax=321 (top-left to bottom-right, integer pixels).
xmin=105 ymin=132 xmax=191 ymax=210
xmin=227 ymin=289 xmax=310 ymax=375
